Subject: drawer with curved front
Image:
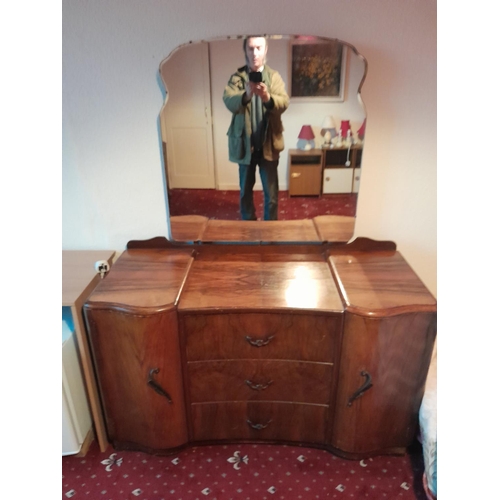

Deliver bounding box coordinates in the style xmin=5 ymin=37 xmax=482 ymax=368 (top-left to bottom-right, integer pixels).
xmin=182 ymin=313 xmax=341 ymax=362
xmin=191 ymin=401 xmax=328 ymax=444
xmin=188 ymin=359 xmax=333 ymax=404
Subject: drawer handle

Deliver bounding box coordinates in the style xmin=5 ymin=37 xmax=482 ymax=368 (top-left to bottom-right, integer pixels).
xmin=347 ymin=370 xmax=373 ymax=406
xmin=291 ymin=172 xmax=301 ymax=178
xmin=245 ymin=335 xmax=275 ymax=347
xmin=247 ymin=419 xmax=272 ymax=430
xmin=147 ymin=368 xmax=173 ymax=404
xmin=245 ymin=379 xmax=273 ymax=391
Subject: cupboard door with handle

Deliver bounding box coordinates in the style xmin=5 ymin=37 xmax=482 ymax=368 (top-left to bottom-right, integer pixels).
xmin=330 ymin=312 xmax=436 ymax=456
xmin=85 ymin=307 xmax=188 ymax=451
xmin=288 ymin=149 xmax=322 ymax=196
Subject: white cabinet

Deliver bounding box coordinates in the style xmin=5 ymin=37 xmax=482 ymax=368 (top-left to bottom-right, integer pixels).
xmin=62 ymin=308 xmax=92 ymax=455
xmin=353 ymin=168 xmax=361 ymax=193
xmin=323 ymin=168 xmax=354 ymax=194
xmin=321 ymin=147 xmax=362 ymax=194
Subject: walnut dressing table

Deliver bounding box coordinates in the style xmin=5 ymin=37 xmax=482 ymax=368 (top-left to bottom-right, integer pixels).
xmin=83 ymin=216 xmax=436 ymax=459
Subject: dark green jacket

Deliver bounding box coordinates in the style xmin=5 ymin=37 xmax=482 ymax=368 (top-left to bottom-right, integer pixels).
xmin=223 ymin=64 xmax=289 ymax=165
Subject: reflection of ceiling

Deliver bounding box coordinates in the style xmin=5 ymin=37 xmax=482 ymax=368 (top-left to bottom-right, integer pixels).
xmin=159 ymin=36 xmax=367 ymax=242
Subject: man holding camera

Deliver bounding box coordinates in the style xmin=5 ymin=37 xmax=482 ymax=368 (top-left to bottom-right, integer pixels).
xmin=223 ymin=36 xmax=289 ymax=221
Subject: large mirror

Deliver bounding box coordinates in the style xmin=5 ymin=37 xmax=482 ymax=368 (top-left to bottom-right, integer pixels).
xmin=159 ymin=35 xmax=367 ymax=242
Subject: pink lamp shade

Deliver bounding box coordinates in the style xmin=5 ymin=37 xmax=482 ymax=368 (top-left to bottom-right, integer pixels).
xmin=357 ymin=119 xmax=366 ymax=139
xmin=339 ymin=120 xmax=351 ymax=138
xmin=298 ymin=125 xmax=315 ymax=140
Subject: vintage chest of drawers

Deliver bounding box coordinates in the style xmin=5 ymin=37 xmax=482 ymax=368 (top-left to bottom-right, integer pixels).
xmin=84 ymin=238 xmax=436 ymax=458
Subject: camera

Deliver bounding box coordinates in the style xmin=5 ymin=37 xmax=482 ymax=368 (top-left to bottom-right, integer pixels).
xmin=249 ymin=71 xmax=263 ymax=83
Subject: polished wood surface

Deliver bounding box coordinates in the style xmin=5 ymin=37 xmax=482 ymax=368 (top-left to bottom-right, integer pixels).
xmin=62 ymin=250 xmax=115 ymax=453
xmin=170 ymin=215 xmax=208 ymax=242
xmin=83 ymin=225 xmax=436 ymax=458
xmin=329 ymin=251 xmax=436 ymax=317
xmin=85 ymin=308 xmax=188 ymax=450
xmin=201 ymin=219 xmax=321 ymax=242
xmin=313 ymin=215 xmax=355 ymax=243
xmin=86 ymin=249 xmax=193 ymax=311
xmin=182 ymin=313 xmax=341 ymax=362
xmin=331 ymin=312 xmax=436 ymax=454
xmin=191 ymin=402 xmax=328 ymax=443
xmin=178 ymin=261 xmax=344 ymax=313
xmin=188 ymin=360 xmax=333 ymax=404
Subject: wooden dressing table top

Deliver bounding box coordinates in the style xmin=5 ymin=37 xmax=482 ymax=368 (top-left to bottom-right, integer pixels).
xmin=178 ymin=259 xmax=344 ymax=313
xmin=86 ymin=249 xmax=193 ymax=311
xmin=170 ymin=215 xmax=355 ymax=243
xmin=329 ymin=251 xmax=437 ymax=317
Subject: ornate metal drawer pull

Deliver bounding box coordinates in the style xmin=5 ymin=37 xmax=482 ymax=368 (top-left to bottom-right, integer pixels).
xmin=245 ymin=335 xmax=275 ymax=347
xmin=245 ymin=379 xmax=273 ymax=391
xmin=247 ymin=419 xmax=272 ymax=430
xmin=147 ymin=368 xmax=173 ymax=404
xmin=347 ymin=370 xmax=373 ymax=406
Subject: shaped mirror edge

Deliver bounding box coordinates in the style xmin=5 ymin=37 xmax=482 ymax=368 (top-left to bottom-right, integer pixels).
xmin=158 ymin=34 xmax=368 ymax=244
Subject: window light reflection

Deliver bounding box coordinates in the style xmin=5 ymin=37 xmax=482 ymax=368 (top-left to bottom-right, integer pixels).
xmin=285 ymin=265 xmax=319 ymax=308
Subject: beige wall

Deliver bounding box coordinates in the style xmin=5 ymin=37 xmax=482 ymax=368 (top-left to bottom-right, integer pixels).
xmin=62 ymin=0 xmax=436 ymax=296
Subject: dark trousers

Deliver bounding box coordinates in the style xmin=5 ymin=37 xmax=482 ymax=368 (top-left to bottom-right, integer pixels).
xmin=239 ymin=153 xmax=279 ymax=221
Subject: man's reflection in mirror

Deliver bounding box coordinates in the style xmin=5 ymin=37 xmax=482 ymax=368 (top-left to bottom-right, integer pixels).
xmin=223 ymin=36 xmax=289 ymax=220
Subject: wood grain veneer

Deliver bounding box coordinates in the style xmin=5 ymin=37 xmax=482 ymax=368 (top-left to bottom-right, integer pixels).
xmin=328 ymin=251 xmax=437 ymax=317
xmin=178 ymin=260 xmax=344 ymax=313
xmin=331 ymin=312 xmax=436 ymax=455
xmin=201 ymin=219 xmax=321 ymax=242
xmin=85 ymin=308 xmax=188 ymax=450
xmin=182 ymin=313 xmax=341 ymax=363
xmin=83 ymin=229 xmax=436 ymax=458
xmin=191 ymin=402 xmax=328 ymax=443
xmin=313 ymin=215 xmax=355 ymax=243
xmin=85 ymin=249 xmax=193 ymax=312
xmin=170 ymin=215 xmax=208 ymax=242
xmin=188 ymin=360 xmax=333 ymax=404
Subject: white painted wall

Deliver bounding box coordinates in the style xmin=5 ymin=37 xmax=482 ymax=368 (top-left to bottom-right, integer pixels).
xmin=62 ymin=0 xmax=436 ymax=296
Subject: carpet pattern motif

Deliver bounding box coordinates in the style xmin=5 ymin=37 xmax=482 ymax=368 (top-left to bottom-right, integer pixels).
xmin=62 ymin=441 xmax=426 ymax=499
xmin=167 ymin=190 xmax=357 ymax=221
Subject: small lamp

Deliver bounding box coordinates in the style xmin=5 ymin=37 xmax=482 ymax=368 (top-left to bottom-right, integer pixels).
xmin=357 ymin=119 xmax=366 ymax=142
xmin=337 ymin=120 xmax=351 ymax=147
xmin=297 ymin=125 xmax=315 ymax=151
xmin=320 ymin=116 xmax=337 ymax=148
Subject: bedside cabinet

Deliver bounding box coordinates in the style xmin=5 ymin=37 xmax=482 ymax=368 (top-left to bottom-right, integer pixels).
xmin=288 ymin=149 xmax=323 ymax=196
xmin=322 ymin=147 xmax=363 ymax=194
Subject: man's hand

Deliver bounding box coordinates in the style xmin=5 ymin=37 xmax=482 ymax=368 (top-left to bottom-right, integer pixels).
xmin=253 ymin=82 xmax=271 ymax=103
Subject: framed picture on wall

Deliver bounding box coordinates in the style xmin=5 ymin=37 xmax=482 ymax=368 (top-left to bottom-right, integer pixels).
xmin=289 ymin=38 xmax=347 ymax=101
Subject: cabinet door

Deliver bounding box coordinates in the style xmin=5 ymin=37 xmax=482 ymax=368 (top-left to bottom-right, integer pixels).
xmin=331 ymin=312 xmax=436 ymax=455
xmin=323 ymin=168 xmax=354 ymax=193
xmin=352 ymin=167 xmax=361 ymax=193
xmin=85 ymin=308 xmax=188 ymax=451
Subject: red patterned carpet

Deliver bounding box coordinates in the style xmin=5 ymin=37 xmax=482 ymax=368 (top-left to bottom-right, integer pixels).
xmin=62 ymin=441 xmax=427 ymax=499
xmin=168 ymin=189 xmax=357 ymax=220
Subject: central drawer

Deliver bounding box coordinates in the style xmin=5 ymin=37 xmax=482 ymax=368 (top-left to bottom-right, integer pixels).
xmin=182 ymin=313 xmax=341 ymax=362
xmin=188 ymin=359 xmax=333 ymax=404
xmin=191 ymin=402 xmax=327 ymax=443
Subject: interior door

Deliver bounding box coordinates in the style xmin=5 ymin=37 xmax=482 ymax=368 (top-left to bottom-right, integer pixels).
xmin=161 ymin=42 xmax=215 ymax=189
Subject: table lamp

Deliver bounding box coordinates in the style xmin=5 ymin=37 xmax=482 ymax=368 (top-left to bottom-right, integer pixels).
xmin=357 ymin=119 xmax=366 ymax=142
xmin=297 ymin=125 xmax=315 ymax=151
xmin=320 ymin=116 xmax=337 ymax=148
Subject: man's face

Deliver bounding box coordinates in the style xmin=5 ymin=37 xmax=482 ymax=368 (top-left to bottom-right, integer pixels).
xmin=246 ymin=37 xmax=267 ymax=71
